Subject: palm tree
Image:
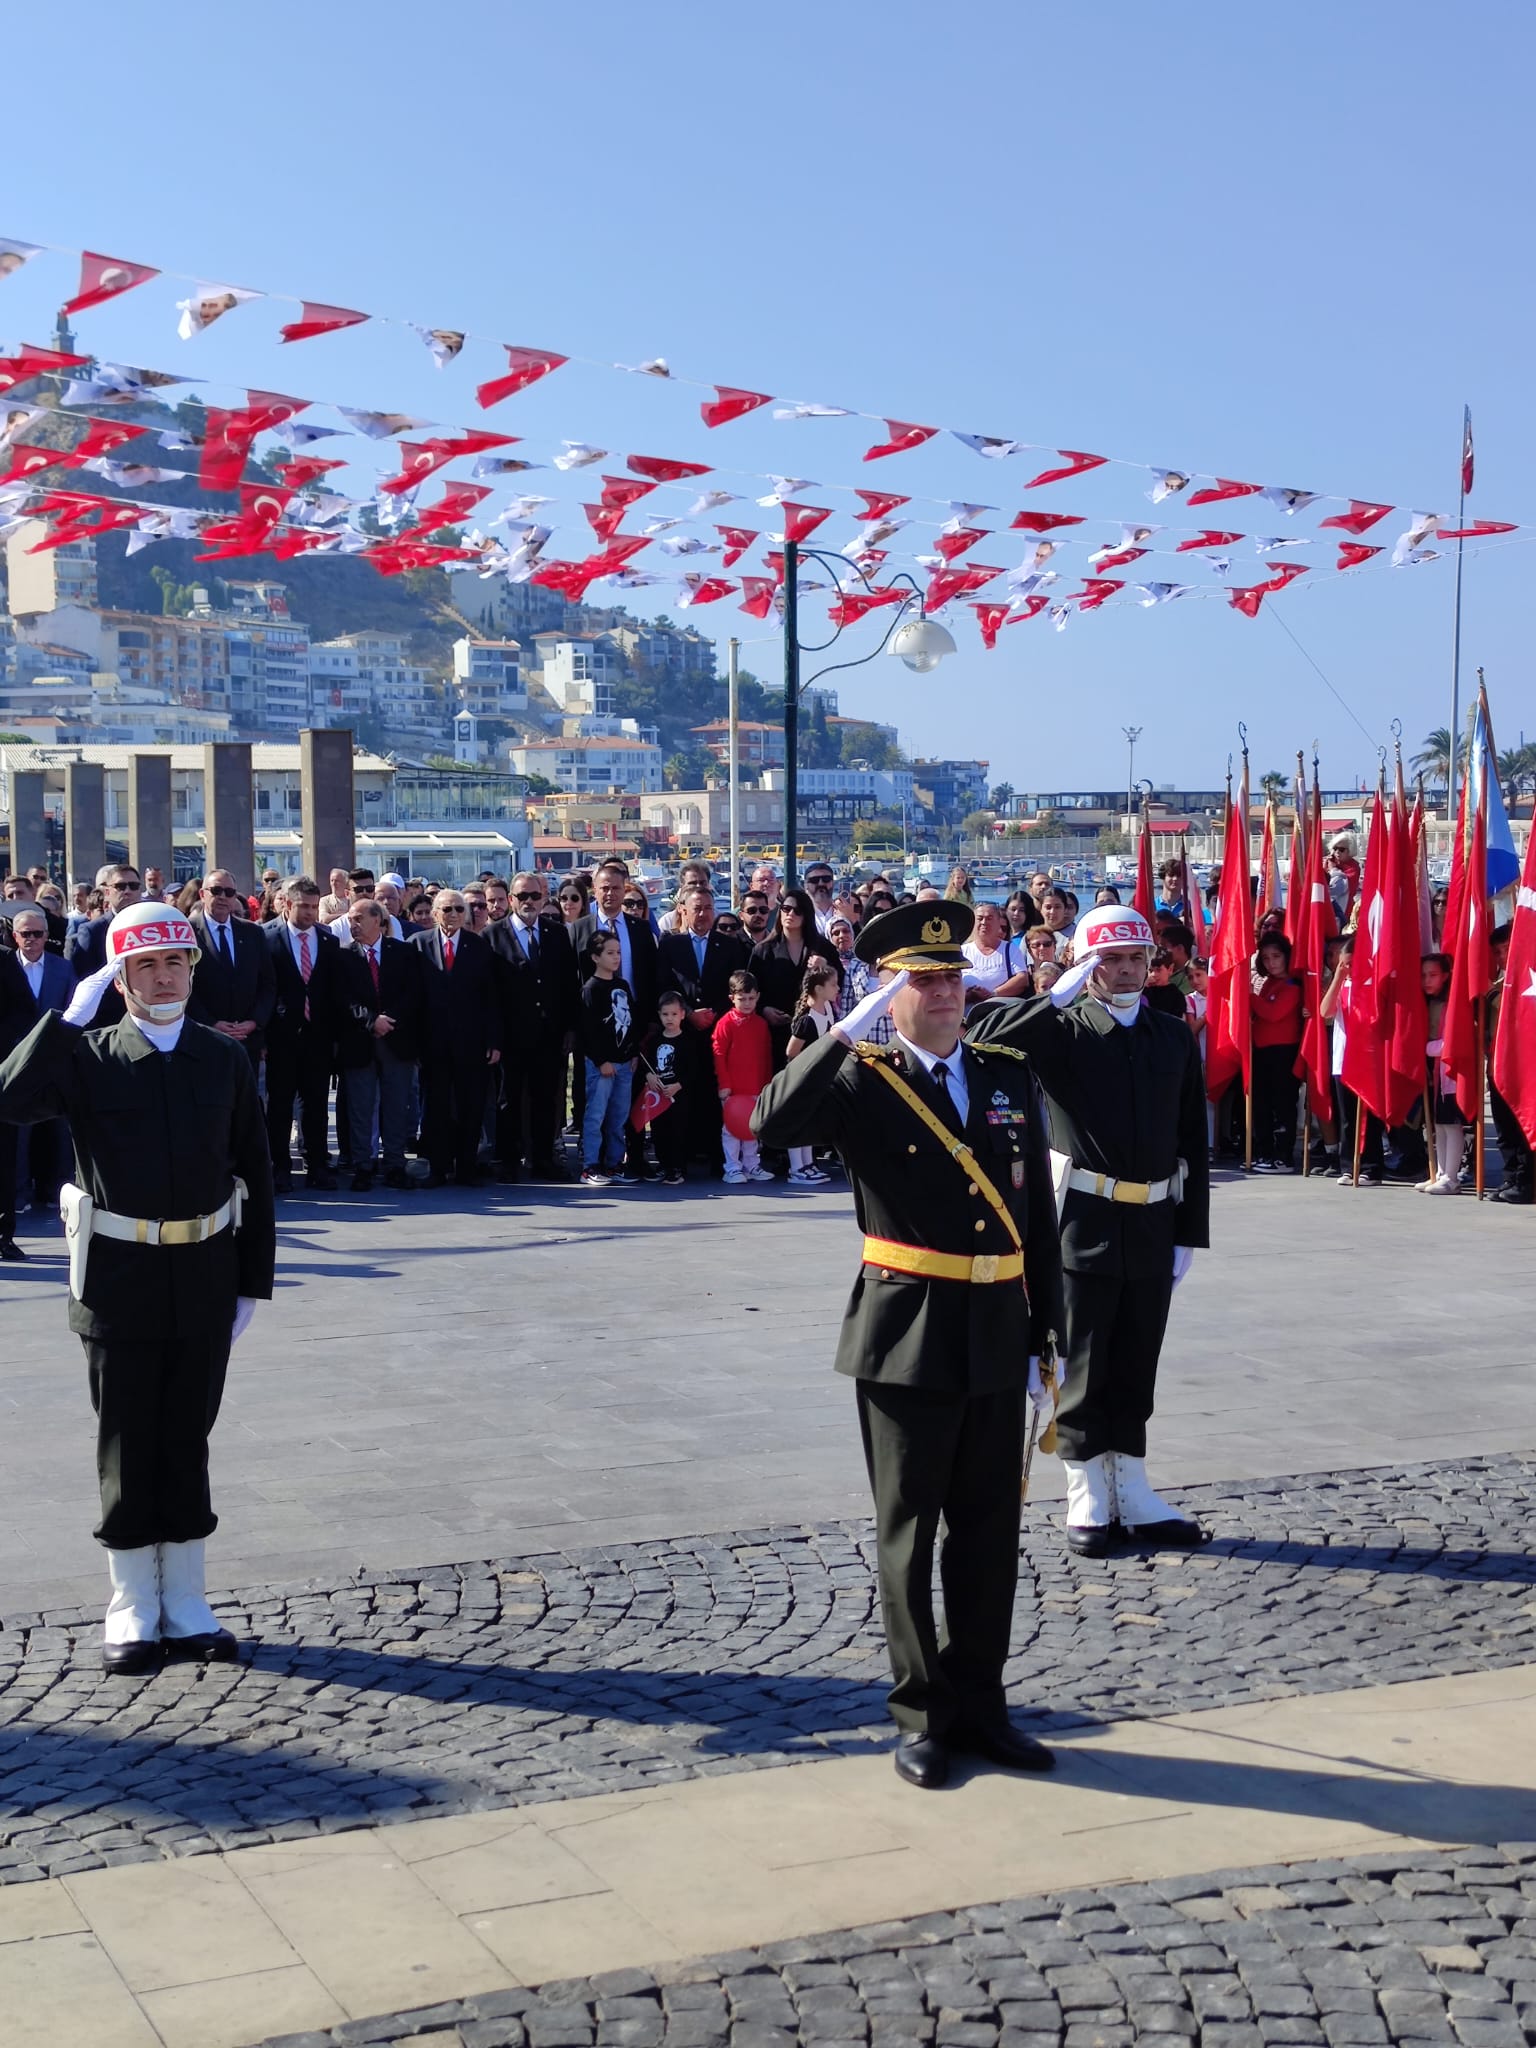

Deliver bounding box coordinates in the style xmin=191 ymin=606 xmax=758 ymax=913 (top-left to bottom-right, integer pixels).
xmin=1412 ymin=728 xmax=1457 ymax=786
xmin=1258 ymin=770 xmax=1287 ymax=805
xmin=1499 ymin=743 xmax=1536 ymax=811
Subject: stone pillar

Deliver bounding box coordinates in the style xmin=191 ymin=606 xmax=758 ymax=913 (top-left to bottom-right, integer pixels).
xmin=301 ymin=727 xmax=355 ymax=884
xmin=127 ymin=751 xmax=174 ymax=884
xmin=203 ymin=742 xmax=254 ymax=889
xmin=64 ymin=760 xmax=106 ymax=886
xmin=6 ymin=770 xmax=49 ymax=875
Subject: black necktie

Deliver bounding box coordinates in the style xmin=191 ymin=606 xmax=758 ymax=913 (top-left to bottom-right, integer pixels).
xmin=220 ymin=923 xmax=232 ymax=962
xmin=932 ymin=1060 xmax=963 ymax=1135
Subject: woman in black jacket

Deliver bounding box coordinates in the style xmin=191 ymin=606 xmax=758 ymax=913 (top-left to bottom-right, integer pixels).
xmin=749 ymin=888 xmax=839 ymax=1065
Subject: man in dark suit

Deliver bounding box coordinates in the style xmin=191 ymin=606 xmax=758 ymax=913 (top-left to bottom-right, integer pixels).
xmin=486 ymin=871 xmax=580 ymax=1181
xmin=573 ymin=858 xmax=658 ymax=1179
xmin=334 ymin=899 xmax=425 ymax=1192
xmin=657 ymin=886 xmax=750 ymax=1023
xmin=188 ymin=871 xmax=275 ymax=1074
xmin=262 ymin=875 xmax=343 ymax=1193
xmin=65 ymin=864 xmax=145 ymax=1031
xmin=0 ymin=907 xmax=75 ymax=1258
xmin=1 ymin=875 xmax=68 ymax=956
xmin=409 ymin=889 xmax=501 ymax=1186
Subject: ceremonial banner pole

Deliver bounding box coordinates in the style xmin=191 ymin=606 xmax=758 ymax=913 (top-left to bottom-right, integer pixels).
xmin=1447 ymin=406 xmax=1471 ymax=828
xmin=1475 ymin=995 xmax=1487 ymax=1198
xmin=1239 ymin=729 xmax=1254 ymax=1174
xmin=727 ymin=635 xmax=741 ymax=907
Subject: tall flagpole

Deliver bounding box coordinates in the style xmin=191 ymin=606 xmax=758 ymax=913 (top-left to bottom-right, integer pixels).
xmin=1447 ymin=404 xmax=1469 ymax=827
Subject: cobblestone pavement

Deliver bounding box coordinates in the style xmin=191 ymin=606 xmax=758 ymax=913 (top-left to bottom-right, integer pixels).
xmin=252 ymin=1842 xmax=1536 ymax=2048
xmin=0 ymin=1455 xmax=1532 ymax=1884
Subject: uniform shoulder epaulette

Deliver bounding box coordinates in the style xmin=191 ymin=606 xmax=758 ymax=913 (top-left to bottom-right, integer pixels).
xmin=852 ymin=1039 xmax=896 ymax=1061
xmin=970 ymin=1041 xmax=1028 ymax=1061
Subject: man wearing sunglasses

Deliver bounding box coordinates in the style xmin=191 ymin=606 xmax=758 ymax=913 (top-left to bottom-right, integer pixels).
xmin=188 ymin=871 xmax=276 ymax=1075
xmin=804 ymin=865 xmax=838 ymax=936
xmin=64 ymin=865 xmax=145 ymax=1031
xmin=487 ymin=873 xmax=580 ymax=1181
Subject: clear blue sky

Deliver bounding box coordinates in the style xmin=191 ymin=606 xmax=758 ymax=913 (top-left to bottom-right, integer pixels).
xmin=5 ymin=0 xmax=1532 ymax=790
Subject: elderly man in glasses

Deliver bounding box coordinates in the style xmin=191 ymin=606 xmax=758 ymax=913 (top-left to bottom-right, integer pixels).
xmin=487 ymin=872 xmax=581 ymax=1181
xmin=188 ymin=871 xmax=276 ymax=1076
xmin=64 ymin=865 xmax=145 ymax=1030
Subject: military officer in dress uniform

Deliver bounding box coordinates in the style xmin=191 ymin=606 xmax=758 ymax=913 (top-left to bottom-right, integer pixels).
xmin=968 ymin=902 xmax=1210 ymax=1556
xmin=0 ymin=902 xmax=275 ymax=1675
xmin=754 ymin=902 xmax=1064 ymax=1789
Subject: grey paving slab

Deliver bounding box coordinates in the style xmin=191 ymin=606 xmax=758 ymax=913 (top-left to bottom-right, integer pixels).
xmin=0 ymin=1170 xmax=1532 ymax=1615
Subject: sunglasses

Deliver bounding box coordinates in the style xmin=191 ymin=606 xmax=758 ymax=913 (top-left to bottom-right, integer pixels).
xmin=206 ymin=884 xmax=240 ymax=898
xmin=514 ymin=893 xmax=543 ymax=904
xmin=109 ymin=878 xmax=141 ymax=891
xmin=624 ymin=898 xmax=646 ymax=912
xmin=439 ymin=904 xmax=465 ymax=914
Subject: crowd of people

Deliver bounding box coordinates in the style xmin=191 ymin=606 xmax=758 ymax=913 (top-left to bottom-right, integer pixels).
xmin=1 ymin=828 xmax=1528 ymax=1255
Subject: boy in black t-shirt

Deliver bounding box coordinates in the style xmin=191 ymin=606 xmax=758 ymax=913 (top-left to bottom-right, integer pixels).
xmin=643 ymin=990 xmax=714 ymax=1186
xmin=578 ymin=933 xmax=639 ymax=1187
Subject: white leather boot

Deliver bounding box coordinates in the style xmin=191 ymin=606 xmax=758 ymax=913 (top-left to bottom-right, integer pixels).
xmin=104 ymin=1547 xmax=163 ymax=1675
xmin=1062 ymin=1455 xmax=1118 ymax=1557
xmin=158 ymin=1540 xmax=238 ymax=1661
xmin=1110 ymin=1454 xmax=1206 ymax=1547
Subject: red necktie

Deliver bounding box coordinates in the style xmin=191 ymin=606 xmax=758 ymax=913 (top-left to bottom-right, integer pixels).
xmin=298 ymin=929 xmax=312 ymax=1021
xmin=443 ymin=937 xmax=455 ymax=972
xmin=368 ymin=945 xmax=380 ymax=992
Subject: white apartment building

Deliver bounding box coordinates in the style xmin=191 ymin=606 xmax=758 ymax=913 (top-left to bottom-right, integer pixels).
xmin=4 ymin=525 xmax=99 ymax=615
xmin=531 ymin=635 xmax=614 ymax=719
xmin=311 ymin=631 xmax=439 ymax=735
xmin=760 ymin=766 xmax=915 ymax=808
xmin=452 ymin=636 xmax=526 ymax=717
xmin=506 ymin=736 xmax=662 ymax=794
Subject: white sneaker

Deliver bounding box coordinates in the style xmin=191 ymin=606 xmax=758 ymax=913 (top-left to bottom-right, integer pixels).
xmin=1425 ymin=1174 xmax=1460 ymax=1196
xmin=800 ymin=1165 xmax=831 ymax=1184
xmin=722 ymin=1166 xmax=745 ymax=1183
xmin=746 ymin=1164 xmax=776 ymax=1182
xmin=786 ymin=1167 xmax=813 ymax=1184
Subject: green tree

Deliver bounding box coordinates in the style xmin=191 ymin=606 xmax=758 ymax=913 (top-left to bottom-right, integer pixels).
xmin=961 ymin=809 xmax=997 ymax=839
xmin=990 ymin=782 xmax=1015 ymax=814
xmin=1413 ymin=727 xmax=1459 ymax=784
xmin=1097 ymin=827 xmax=1132 ymax=854
xmin=1259 ymin=770 xmax=1287 ymax=805
xmin=663 ymin=753 xmax=696 ymax=789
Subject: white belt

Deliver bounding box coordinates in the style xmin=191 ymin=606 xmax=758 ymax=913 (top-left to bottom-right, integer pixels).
xmin=1066 ymin=1164 xmax=1184 ymax=1207
xmin=89 ymin=1187 xmax=242 ymax=1247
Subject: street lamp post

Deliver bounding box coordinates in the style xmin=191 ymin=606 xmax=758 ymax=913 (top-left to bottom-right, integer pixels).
xmin=780 ymin=536 xmax=955 ymax=890
xmin=1123 ymin=725 xmax=1143 ymax=835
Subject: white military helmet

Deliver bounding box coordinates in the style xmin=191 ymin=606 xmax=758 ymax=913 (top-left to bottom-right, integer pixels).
xmin=1071 ymin=903 xmax=1156 ymax=960
xmin=106 ymin=901 xmax=199 ymax=970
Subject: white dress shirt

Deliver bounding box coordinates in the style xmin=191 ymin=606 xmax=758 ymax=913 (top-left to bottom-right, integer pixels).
xmin=329 ymin=911 xmax=403 ymax=944
xmin=21 ymin=955 xmax=45 ymax=1002
xmin=205 ymin=914 xmax=238 ymax=963
xmin=593 ymin=908 xmax=633 ymax=986
xmin=895 ymin=1032 xmax=969 ymax=1125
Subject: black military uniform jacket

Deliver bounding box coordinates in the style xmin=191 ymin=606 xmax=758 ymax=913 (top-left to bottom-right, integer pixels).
xmin=968 ymin=994 xmax=1210 ymax=1279
xmin=753 ymin=1031 xmax=1064 ymax=1393
xmin=0 ymin=1011 xmax=276 ymax=1340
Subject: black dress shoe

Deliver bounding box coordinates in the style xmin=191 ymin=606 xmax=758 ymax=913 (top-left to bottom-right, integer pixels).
xmin=493 ymin=1163 xmax=520 ymax=1184
xmin=893 ymin=1732 xmax=951 ymax=1790
xmin=103 ymin=1638 xmax=164 ymax=1677
xmin=425 ymin=1170 xmax=451 ymax=1188
xmin=271 ymin=1176 xmax=294 ymax=1196
xmin=950 ymin=1722 xmax=1056 ymax=1773
xmin=1124 ymin=1517 xmax=1208 ymax=1550
xmin=350 ymin=1171 xmax=374 ymax=1193
xmin=164 ymin=1628 xmax=240 ymax=1664
xmin=383 ymin=1168 xmax=416 ymax=1192
xmin=307 ymin=1170 xmax=339 ymax=1191
xmin=1066 ymin=1523 xmax=1115 ymax=1558
xmin=0 ymin=1237 xmax=27 ymax=1262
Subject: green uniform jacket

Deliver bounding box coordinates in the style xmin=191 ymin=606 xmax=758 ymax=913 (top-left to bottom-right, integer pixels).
xmin=967 ymin=994 xmax=1210 ymax=1279
xmin=0 ymin=1011 xmax=276 ymax=1340
xmin=752 ymin=1033 xmax=1064 ymax=1392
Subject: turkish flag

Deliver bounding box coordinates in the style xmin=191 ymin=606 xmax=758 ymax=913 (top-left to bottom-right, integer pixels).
xmin=1011 ymin=594 xmax=1050 ymax=620
xmin=1336 ymin=542 xmax=1382 ymax=570
xmin=1260 ymin=562 xmax=1310 ymax=591
xmin=1340 ymin=789 xmax=1390 ymax=1123
xmin=1133 ymin=814 xmax=1155 ymax=923
xmin=1383 ymin=769 xmax=1428 ymax=1126
xmin=780 ymin=502 xmax=831 ymax=545
xmin=1255 ymin=802 xmax=1279 ymax=921
xmin=677 ymin=575 xmax=734 ymax=607
xmin=585 ymin=503 xmax=625 ymax=544
xmin=925 ymin=563 xmax=1002 ymax=609
xmin=380 ymin=431 xmax=517 ymax=493
xmin=1492 ymin=808 xmax=1536 ymax=1149
xmin=631 ymin=1076 xmax=673 ymax=1131
xmin=1461 ymin=409 xmax=1475 ymax=498
xmin=407 ymin=483 xmax=492 ymax=536
xmin=530 ymin=559 xmax=600 ymax=601
xmin=1205 ymin=785 xmax=1255 ymax=1103
xmin=934 ymin=525 xmax=988 ymax=561
xmin=628 ymin=453 xmax=711 ymax=482
xmin=854 ymin=489 xmax=910 ymax=521
xmin=1441 ymin=766 xmax=1490 ymax=1120
xmin=1319 ymin=500 xmax=1392 ymax=536
xmin=1293 ymin=775 xmax=1335 ymax=1121
xmin=476 ymin=346 xmax=568 ymax=408
xmin=1069 ymin=578 xmax=1121 ymax=610
xmin=0 ymin=443 xmax=81 ymax=486
xmin=1227 ymin=585 xmax=1268 ymax=619
xmin=716 ymin=526 xmax=758 ymax=567
xmin=63 ymin=251 xmax=159 ymax=316
xmin=1090 ymin=547 xmax=1148 ymax=573
xmin=600 ymin=475 xmax=655 ymax=510
xmin=700 ymin=386 xmax=773 ymax=428
xmin=240 ymin=483 xmax=295 ymax=533
xmin=1025 ymin=450 xmax=1106 ymax=489
xmin=1187 ymin=478 xmax=1261 ymax=506
xmin=582 ymin=535 xmax=651 ymax=573
xmin=279 ymin=302 xmax=368 ymax=344
xmin=1176 ymin=529 xmax=1243 ymax=552
xmin=275 ymin=455 xmax=346 ymax=489
xmin=75 ymin=420 xmax=148 ymax=460
xmin=826 ymin=588 xmax=906 ymax=627
xmin=739 ymin=576 xmax=779 ymax=619
xmin=864 ymin=420 xmax=937 ymax=462
xmin=200 ymin=408 xmax=255 ymax=492
xmin=269 ymin=530 xmax=335 ymax=560
xmin=0 ymin=345 xmax=90 ymax=392
xmin=970 ymin=602 xmax=1012 ymax=651
xmin=1438 ymin=520 xmax=1517 ymax=538
xmin=1010 ymin=510 xmax=1084 ymax=532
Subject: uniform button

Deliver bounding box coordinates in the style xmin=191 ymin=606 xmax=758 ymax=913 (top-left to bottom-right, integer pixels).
xmin=975 ymin=1219 xmax=986 ymax=1233
xmin=968 ymin=1182 xmax=979 ymax=1196
xmin=881 ymin=1269 xmax=891 ymax=1278
xmin=908 ymin=1144 xmax=918 ymax=1155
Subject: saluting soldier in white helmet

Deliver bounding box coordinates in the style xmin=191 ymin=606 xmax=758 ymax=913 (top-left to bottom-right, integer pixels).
xmin=969 ymin=902 xmax=1210 ymax=1555
xmin=0 ymin=901 xmax=275 ymax=1674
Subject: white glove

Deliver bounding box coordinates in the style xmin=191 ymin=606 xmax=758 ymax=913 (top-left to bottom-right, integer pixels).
xmin=835 ymin=969 xmax=908 ymax=1044
xmin=1026 ymin=1354 xmax=1054 ymax=1416
xmin=1172 ymin=1245 xmax=1194 ymax=1291
xmin=63 ymin=963 xmax=118 ymax=1027
xmin=231 ymin=1297 xmax=258 ymax=1345
xmin=1049 ymin=957 xmax=1095 ymax=1006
